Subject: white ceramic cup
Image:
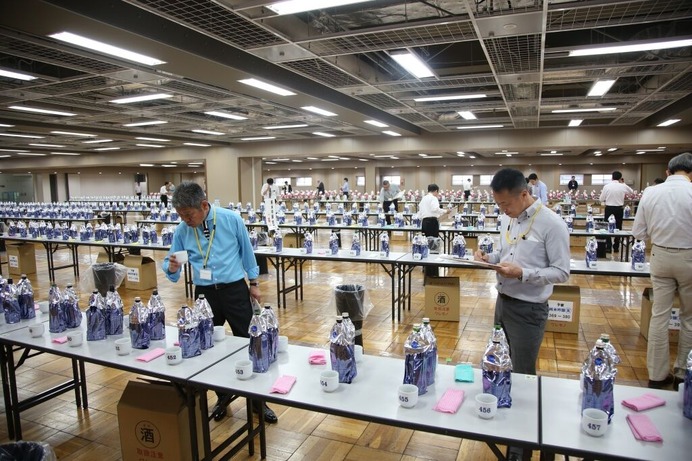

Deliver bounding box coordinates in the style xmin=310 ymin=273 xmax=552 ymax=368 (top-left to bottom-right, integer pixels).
xmin=398 ymin=384 xmax=419 ymax=408
xmin=173 ymin=250 xmax=188 ymax=264
xmin=235 ymin=360 xmax=253 ymax=380
xmin=278 ymin=335 xmax=289 ymax=352
xmin=319 ymin=370 xmax=339 ymax=392
xmin=67 ymin=331 xmax=83 ymax=347
xmin=28 ymin=323 xmax=45 ymax=337
xmin=475 ymin=393 xmax=498 ymax=419
xmin=166 ymin=346 xmax=183 ymax=365
xmin=354 ymin=345 xmax=364 ymax=362
xmin=115 ymin=337 xmax=132 ymax=355
xmin=679 ymin=383 xmax=685 ymax=405
xmin=38 ymin=302 xmax=50 ymax=314
xmin=213 ymin=326 xmax=226 ymax=342
xmin=581 ymin=408 xmax=609 ymax=437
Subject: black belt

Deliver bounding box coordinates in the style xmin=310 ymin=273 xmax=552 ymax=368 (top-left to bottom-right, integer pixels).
xmin=654 ymin=244 xmax=692 ymax=251
xmin=197 ymin=282 xmax=236 ymax=290
xmin=499 ymin=292 xmax=520 ymax=302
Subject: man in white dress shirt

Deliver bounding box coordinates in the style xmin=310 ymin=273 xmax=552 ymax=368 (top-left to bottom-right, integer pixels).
xmin=599 ymin=171 xmax=633 ymax=253
xmin=418 ymin=184 xmax=449 ymax=277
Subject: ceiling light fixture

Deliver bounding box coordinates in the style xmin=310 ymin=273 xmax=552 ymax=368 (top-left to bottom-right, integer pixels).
xmin=139 ymin=164 xmax=155 ymax=167
xmin=29 ymin=143 xmax=64 ymax=148
xmin=494 ymin=151 xmax=518 ymax=155
xmin=607 ymin=147 xmax=618 ymax=152
xmin=364 ymin=120 xmax=388 ymax=128
xmin=552 ymin=108 xmax=616 ymax=113
xmin=0 ymin=68 xmax=37 ymax=81
xmin=569 ymin=38 xmax=692 ymax=57
xmin=93 ymin=147 xmax=120 ymax=151
xmin=456 ymin=125 xmax=503 ymax=130
xmin=110 ymin=93 xmax=173 ymax=104
xmin=51 ymin=130 xmax=96 ymax=137
xmin=82 ymin=139 xmax=113 ymax=144
xmin=205 ymin=110 xmax=248 ymax=120
xmin=301 ymin=106 xmax=337 ymax=116
xmin=594 ymin=153 xmax=603 ymax=157
xmin=267 ymin=0 xmax=374 ymax=15
xmin=389 ymin=50 xmax=435 ymax=79
xmin=192 ymin=129 xmax=224 ymax=135
xmin=135 ymin=143 xmax=164 ymax=148
xmin=239 ymin=78 xmax=296 ymax=96
xmin=124 ymin=120 xmax=167 ymax=127
xmin=359 ymin=159 xmax=369 ymax=162
xmin=136 ymin=137 xmax=170 ymax=142
xmin=241 ymin=136 xmax=276 ymax=141
xmin=321 ymin=158 xmax=339 ymax=162
xmin=313 ymin=132 xmax=335 ymax=137
xmin=568 ymin=119 xmax=583 ymax=127
xmin=49 ymin=32 xmax=166 ymax=65
xmin=16 ymin=153 xmax=47 ymax=156
xmin=458 ymin=111 xmax=477 ymax=120
xmin=540 ymin=153 xmax=564 ymax=156
xmin=588 ymin=79 xmax=616 ymax=97
xmin=414 ymin=94 xmax=487 ymax=102
xmin=184 ymin=142 xmax=211 ymax=147
xmin=263 ymin=124 xmax=308 ymax=130
xmin=51 ymin=152 xmax=81 ymax=155
xmin=382 ymin=131 xmax=401 ymax=136
xmin=594 ymin=151 xmax=602 ymax=154
xmin=657 ymin=119 xmax=680 ymax=127
xmin=469 ymin=156 xmax=476 ymax=159
xmin=9 ymin=105 xmax=76 ymax=116
xmin=0 ymin=124 xmax=14 ymax=127
xmin=0 ymin=148 xmax=28 ymax=152
xmin=161 ymin=164 xmax=177 ymax=167
xmin=0 ymin=133 xmax=44 ymax=139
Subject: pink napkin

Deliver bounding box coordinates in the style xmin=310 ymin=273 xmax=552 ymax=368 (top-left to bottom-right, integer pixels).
xmin=433 ymin=389 xmax=465 ymax=414
xmin=309 ymin=350 xmax=327 ymax=365
xmin=34 ymin=303 xmax=39 ymax=310
xmin=626 ymin=414 xmax=663 ymax=442
xmin=52 ymin=336 xmax=68 ymax=344
xmin=271 ymin=375 xmax=297 ymax=394
xmin=622 ymin=393 xmax=666 ymax=411
xmin=136 ymin=348 xmax=166 ymax=362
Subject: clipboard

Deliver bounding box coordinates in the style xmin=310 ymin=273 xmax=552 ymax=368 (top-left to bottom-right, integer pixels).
xmin=438 ymin=255 xmax=500 ymax=269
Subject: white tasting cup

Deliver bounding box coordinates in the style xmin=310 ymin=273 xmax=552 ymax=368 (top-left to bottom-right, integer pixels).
xmin=398 ymin=384 xmax=418 ymax=408
xmin=166 ymin=346 xmax=183 ymax=365
xmin=235 ymin=360 xmax=253 ymax=380
xmin=173 ymin=250 xmax=188 ymax=264
xmin=354 ymin=345 xmax=363 ymax=362
xmin=28 ymin=323 xmax=45 ymax=337
xmin=213 ymin=326 xmax=226 ymax=342
xmin=319 ymin=370 xmax=339 ymax=392
xmin=475 ymin=393 xmax=498 ymax=419
xmin=115 ymin=337 xmax=132 ymax=355
xmin=581 ymin=408 xmax=609 ymax=437
xmin=277 ymin=335 xmax=289 ymax=352
xmin=67 ymin=331 xmax=83 ymax=347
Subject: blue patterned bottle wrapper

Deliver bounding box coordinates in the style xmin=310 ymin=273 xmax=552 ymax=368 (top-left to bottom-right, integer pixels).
xmin=49 ymin=303 xmax=66 ymax=333
xmin=453 ymin=243 xmax=465 ymax=258
xmin=18 ymin=293 xmax=35 ymax=319
xmin=179 ymin=327 xmax=202 ymax=358
xmin=3 ymin=299 xmax=21 ymax=324
xmin=149 ymin=311 xmax=166 ymax=340
xmin=86 ymin=309 xmax=106 ymax=341
xmin=130 ymin=322 xmax=151 ymax=349
xmin=403 ymin=352 xmax=427 ymax=395
xmin=249 ymin=335 xmax=270 ymax=373
xmin=106 ymin=308 xmax=124 ymax=335
xmin=63 ymin=301 xmax=82 ymax=328
xmin=199 ymin=318 xmax=214 ymax=350
xmin=582 ymin=377 xmax=615 ymax=423
xmin=482 ymin=369 xmax=512 ymax=408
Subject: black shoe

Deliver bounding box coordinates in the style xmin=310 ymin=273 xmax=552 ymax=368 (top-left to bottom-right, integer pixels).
xmin=210 ymin=394 xmax=233 ymax=421
xmin=648 ymin=374 xmax=674 ymax=389
xmin=252 ymin=401 xmax=278 ymax=424
xmin=673 ymin=376 xmax=685 ymax=388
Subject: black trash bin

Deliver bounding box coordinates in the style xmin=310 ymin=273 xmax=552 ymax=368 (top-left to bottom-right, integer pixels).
xmin=0 ymin=441 xmax=56 ymax=460
xmin=91 ymin=263 xmax=117 ymax=297
xmin=335 ymin=284 xmax=365 ymax=347
xmin=596 ymin=237 xmax=607 ymax=258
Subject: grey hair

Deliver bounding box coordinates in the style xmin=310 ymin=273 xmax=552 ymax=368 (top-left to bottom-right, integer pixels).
xmin=172 ymin=181 xmax=206 ymax=209
xmin=668 ymin=152 xmax=692 ymax=174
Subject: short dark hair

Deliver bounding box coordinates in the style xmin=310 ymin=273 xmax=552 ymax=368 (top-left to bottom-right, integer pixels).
xmin=528 ymin=173 xmax=538 ymax=181
xmin=172 ymin=181 xmax=206 ymax=209
xmin=612 ymin=171 xmax=622 ymax=180
xmin=427 ymin=183 xmax=439 ymax=193
xmin=344 ymin=177 xmax=348 ymax=181
xmin=267 ymin=178 xmax=274 ymax=185
xmin=653 ymin=177 xmax=665 ymax=184
xmin=668 ymin=152 xmax=692 ymax=174
xmin=491 ymin=168 xmax=530 ymax=195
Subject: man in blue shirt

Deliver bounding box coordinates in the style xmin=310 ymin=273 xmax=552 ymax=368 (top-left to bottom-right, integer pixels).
xmin=163 ymin=181 xmax=278 ymax=424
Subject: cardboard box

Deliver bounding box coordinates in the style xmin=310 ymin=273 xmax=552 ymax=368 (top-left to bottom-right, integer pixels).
xmin=96 ymin=251 xmax=125 ymax=263
xmin=390 ymin=230 xmax=407 ymax=242
xmin=6 ymin=243 xmax=36 ymax=275
xmin=123 ymin=255 xmax=158 ymax=290
xmin=546 ymin=285 xmax=581 ymax=334
xmin=424 ymin=276 xmax=460 ymax=321
xmin=640 ymin=287 xmax=680 ymax=343
xmin=118 ymin=380 xmax=202 ymax=461
xmin=283 ymin=232 xmax=304 ymax=248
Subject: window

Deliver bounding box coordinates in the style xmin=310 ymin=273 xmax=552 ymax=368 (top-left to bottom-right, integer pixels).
xmin=296 ymin=177 xmax=312 ymax=187
xmin=452 ymin=174 xmax=472 ymax=186
xmin=273 ymin=177 xmax=290 ymax=187
xmin=479 ymin=175 xmax=494 ymax=186
xmin=591 ymin=174 xmax=611 ymax=185
xmin=356 ymin=176 xmax=365 ymax=186
xmin=382 ymin=175 xmax=401 ymax=186
xmin=559 ymin=174 xmax=584 ymax=186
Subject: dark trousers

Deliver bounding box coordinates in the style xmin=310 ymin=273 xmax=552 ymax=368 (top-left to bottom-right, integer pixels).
xmin=464 ymin=190 xmax=470 ymax=200
xmin=383 ymin=199 xmax=399 ymax=225
xmin=195 ymin=279 xmax=253 ymax=337
xmin=604 ymin=205 xmax=624 ymax=251
xmin=421 ymin=217 xmax=440 ymax=277
xmin=160 ymin=194 xmax=168 ymax=207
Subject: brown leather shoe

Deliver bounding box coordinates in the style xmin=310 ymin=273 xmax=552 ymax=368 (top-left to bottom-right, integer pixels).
xmin=648 ymin=374 xmax=674 ymax=389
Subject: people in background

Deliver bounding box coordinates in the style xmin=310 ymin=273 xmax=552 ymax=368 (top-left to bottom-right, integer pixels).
xmin=378 ymin=180 xmax=401 ymax=225
xmin=283 ymin=181 xmax=292 ymax=194
xmin=316 ymin=180 xmax=325 ymax=196
xmin=135 ymin=182 xmax=142 ymax=199
xmin=567 ymin=175 xmax=579 ymax=194
xmin=168 ymin=182 xmax=175 ymax=195
xmin=653 ymin=177 xmax=665 ymax=185
xmin=162 ymin=181 xmax=278 ymax=424
xmin=632 ymin=152 xmax=692 ymax=390
xmin=341 ymin=177 xmax=350 ymax=198
xmin=527 ymin=173 xmax=548 ymax=204
xmin=160 ymin=182 xmax=169 ymax=207
xmin=463 ymin=178 xmax=472 ymax=201
xmin=261 ymin=178 xmax=280 ymax=201
xmin=419 ymin=184 xmax=449 ymax=277
xmin=598 ymin=171 xmax=633 ymax=253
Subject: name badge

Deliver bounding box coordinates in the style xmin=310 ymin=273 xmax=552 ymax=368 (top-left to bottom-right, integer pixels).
xmin=200 ymin=268 xmax=212 ymax=280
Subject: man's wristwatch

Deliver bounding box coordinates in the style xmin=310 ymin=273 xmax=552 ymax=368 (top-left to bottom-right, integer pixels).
xmin=249 ymin=281 xmax=259 ymax=287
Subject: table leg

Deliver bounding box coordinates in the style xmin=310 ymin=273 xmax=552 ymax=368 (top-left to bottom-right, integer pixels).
xmin=0 ymin=343 xmax=16 ymax=439
xmin=71 ymin=359 xmax=82 ymax=408
xmin=78 ymin=359 xmax=88 ymax=408
xmin=7 ymin=344 xmax=22 ymax=440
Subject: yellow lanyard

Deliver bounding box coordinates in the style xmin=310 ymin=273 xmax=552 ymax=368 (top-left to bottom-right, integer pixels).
xmin=504 ymin=203 xmax=542 ymax=245
xmin=193 ymin=206 xmax=216 ymax=268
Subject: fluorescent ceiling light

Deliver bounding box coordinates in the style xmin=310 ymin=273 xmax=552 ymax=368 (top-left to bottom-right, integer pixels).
xmin=569 ymin=38 xmax=692 ymax=57
xmin=241 ymin=136 xmax=276 ymax=141
xmin=110 ymin=93 xmax=173 ymax=104
xmin=382 ymin=131 xmax=401 ymax=137
xmin=0 ymin=124 xmax=14 ymax=127
xmin=458 ymin=111 xmax=477 ymax=120
xmin=123 ymin=120 xmax=167 ymax=127
xmin=9 ymin=105 xmax=76 ymax=116
xmin=135 ymin=144 xmax=164 ymax=148
xmin=239 ymin=78 xmax=295 ymax=96
xmin=30 ymin=143 xmax=64 ymax=148
xmin=313 ymin=132 xmax=335 ymax=137
xmin=588 ymin=80 xmax=616 ymax=97
xmin=51 ymin=152 xmax=81 ymax=155
xmin=301 ymin=106 xmax=337 ymax=117
xmin=263 ymin=124 xmax=308 ymax=130
xmin=184 ymin=142 xmax=211 ymax=147
xmin=82 ymin=139 xmax=113 ymax=144
xmin=568 ymin=119 xmax=583 ymax=127
xmin=456 ymin=125 xmax=503 ymax=130
xmin=49 ymin=32 xmax=166 ymax=65
xmin=93 ymin=147 xmax=120 ymax=151
xmin=358 ymin=159 xmax=369 ymax=162
xmin=205 ymin=111 xmax=247 ymax=120
xmin=273 ymin=158 xmax=290 ymax=161
xmin=192 ymin=129 xmax=224 ymax=135
xmin=540 ymin=153 xmax=563 ymax=156
xmin=0 ymin=155 xmax=11 ymax=158
xmin=161 ymin=164 xmax=177 ymax=168
xmin=551 ymin=108 xmax=616 ymax=113
xmin=594 ymin=151 xmax=602 ymax=154
xmin=494 ymin=151 xmax=518 ymax=155
xmin=265 ymin=162 xmax=277 ymax=165
xmin=0 ymin=133 xmax=44 ymax=139
xmin=321 ymin=158 xmax=339 ymax=162
xmin=306 ymin=157 xmax=319 ymax=160
xmin=425 ymin=155 xmax=443 ymax=159
xmin=267 ymin=0 xmax=374 ymax=15
xmin=657 ymin=119 xmax=680 ymax=127
xmin=51 ymin=130 xmax=96 ymax=137
xmin=16 ymin=153 xmax=47 ymax=156
xmin=389 ymin=50 xmax=434 ymax=79
xmin=0 ymin=68 xmax=37 ymax=81
xmin=136 ymin=137 xmax=170 ymax=142
xmin=188 ymin=163 xmax=203 ymax=166
xmin=456 ymin=152 xmax=465 ymax=157
xmin=607 ymin=147 xmax=618 ymax=152
xmin=291 ymin=159 xmax=303 ymax=162
xmin=594 ymin=152 xmax=603 ymax=157
xmin=469 ymin=155 xmax=476 ymax=159
xmin=364 ymin=120 xmax=388 ymax=128
xmin=139 ymin=163 xmax=155 ymax=167
xmin=414 ymin=94 xmax=486 ymax=102
xmin=0 ymin=148 xmax=28 ymax=152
